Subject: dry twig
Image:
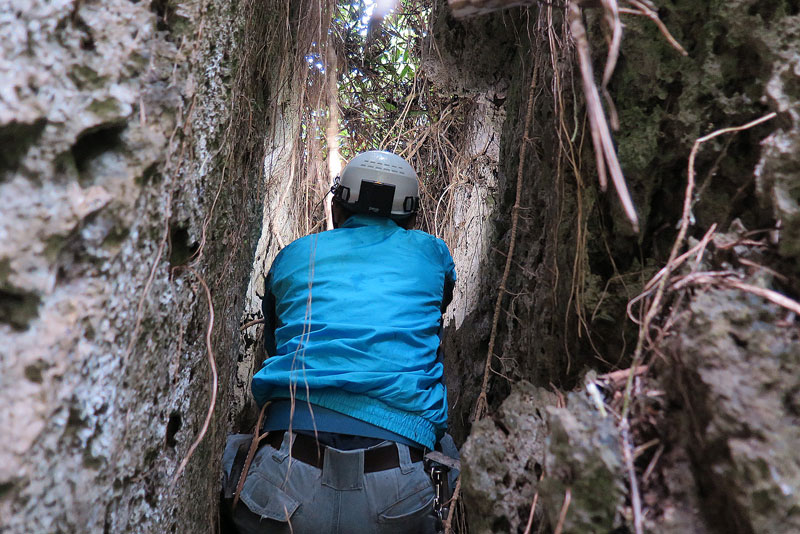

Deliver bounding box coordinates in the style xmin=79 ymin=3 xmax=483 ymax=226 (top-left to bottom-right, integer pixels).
xmin=523 ymin=485 xmax=542 ymax=534
xmin=240 ymin=318 xmax=265 ymax=331
xmin=622 ymin=111 xmax=777 ymax=419
xmin=233 ymin=402 xmax=270 ymax=508
xmin=736 ymin=258 xmax=788 ymax=282
xmin=598 ymin=365 xmax=648 ymax=384
xmin=600 ymin=0 xmax=622 ymax=88
xmin=443 ymin=475 xmax=461 ymax=534
xmin=643 ymin=443 xmax=664 ymax=482
xmin=626 ymin=224 xmax=717 ymax=324
xmin=621 ymin=1 xmax=688 ymax=56
xmin=633 ymin=437 xmax=660 ymax=459
xmin=600 ymin=0 xmax=622 ymax=130
xmin=673 ymin=274 xmax=800 ymax=316
xmin=621 ymin=422 xmax=644 ymax=534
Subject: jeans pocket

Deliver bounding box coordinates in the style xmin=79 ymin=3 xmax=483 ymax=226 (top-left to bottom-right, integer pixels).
xmin=221 ymin=434 xmax=254 ymax=499
xmin=377 ymin=483 xmax=436 ymax=534
xmin=377 ymin=486 xmax=435 ymax=522
xmin=239 ymin=469 xmax=300 ymax=522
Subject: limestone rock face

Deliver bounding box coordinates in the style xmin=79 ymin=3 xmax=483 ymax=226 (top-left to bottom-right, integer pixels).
xmin=461 ymin=382 xmax=557 ymax=534
xmin=542 ymin=393 xmax=625 ymax=534
xmin=662 ymin=287 xmax=800 ymax=534
xmin=0 ymin=0 xmax=284 ymax=531
xmin=434 ymin=0 xmax=800 ymax=532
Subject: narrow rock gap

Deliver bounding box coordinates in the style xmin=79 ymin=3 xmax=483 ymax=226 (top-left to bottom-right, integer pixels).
xmin=3 ymin=0 xmax=800 ymax=533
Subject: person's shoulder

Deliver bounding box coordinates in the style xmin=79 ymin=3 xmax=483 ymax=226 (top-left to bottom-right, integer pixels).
xmin=404 ymin=228 xmax=437 ymax=243
xmin=406 ymin=228 xmax=446 ymax=244
xmin=284 ymin=230 xmax=338 ymax=250
xmin=273 ymin=231 xmax=333 ymax=264
xmin=404 ymin=229 xmax=452 ymax=255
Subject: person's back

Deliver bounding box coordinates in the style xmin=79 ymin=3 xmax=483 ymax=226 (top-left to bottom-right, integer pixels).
xmin=252 ymin=213 xmax=454 ymax=448
xmin=222 ymin=151 xmax=456 ymax=534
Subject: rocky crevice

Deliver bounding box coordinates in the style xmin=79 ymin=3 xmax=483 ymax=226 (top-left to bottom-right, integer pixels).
xmin=0 ymin=0 xmax=291 ymax=531
xmin=430 ymin=0 xmax=800 ymax=532
xmin=2 ymin=0 xmax=800 ymax=532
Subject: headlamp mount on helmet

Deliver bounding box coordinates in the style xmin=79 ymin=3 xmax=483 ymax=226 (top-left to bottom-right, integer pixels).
xmin=332 ymin=151 xmax=420 ymax=219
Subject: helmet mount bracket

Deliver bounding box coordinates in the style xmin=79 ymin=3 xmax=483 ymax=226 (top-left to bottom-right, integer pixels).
xmin=355 ymin=180 xmax=395 ymax=217
xmin=335 ymin=150 xmax=420 ymax=218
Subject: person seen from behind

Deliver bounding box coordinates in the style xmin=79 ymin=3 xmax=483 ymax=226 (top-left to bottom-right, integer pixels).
xmin=221 ymin=150 xmax=458 ymax=533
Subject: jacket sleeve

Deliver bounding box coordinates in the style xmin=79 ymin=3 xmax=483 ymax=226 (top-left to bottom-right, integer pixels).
xmin=261 ymin=272 xmax=278 ymax=358
xmin=439 ymin=241 xmax=457 ymax=314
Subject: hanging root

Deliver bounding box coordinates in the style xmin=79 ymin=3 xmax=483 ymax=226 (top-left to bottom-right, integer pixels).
xmin=566 ymin=0 xmax=690 ymax=232
xmin=568 ymin=2 xmax=639 ymax=232
xmin=232 ymin=402 xmax=270 ymax=508
xmin=169 ymin=266 xmax=218 ymax=490
xmin=553 ymin=487 xmax=573 ymax=534
xmin=522 ymin=474 xmax=543 ymax=534
xmin=620 ymin=0 xmax=688 ymax=56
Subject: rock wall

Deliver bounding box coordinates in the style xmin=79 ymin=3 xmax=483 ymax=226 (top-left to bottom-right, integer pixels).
xmin=661 ymin=287 xmax=800 ymax=533
xmin=430 ymin=0 xmax=800 ymax=532
xmin=233 ymin=3 xmax=338 ymax=432
xmin=425 ymin=6 xmax=531 ymax=441
xmin=0 ymin=0 xmax=298 ymax=531
xmin=3 ymin=0 xmax=798 ymax=532
xmin=432 ymin=4 xmax=605 ymax=446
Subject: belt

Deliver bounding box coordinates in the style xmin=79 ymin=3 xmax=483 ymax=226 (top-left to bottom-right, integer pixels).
xmin=266 ymin=431 xmax=424 ymax=473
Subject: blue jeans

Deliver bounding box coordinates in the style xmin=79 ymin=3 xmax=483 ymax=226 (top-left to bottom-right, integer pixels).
xmin=221 ymin=433 xmax=437 ymax=534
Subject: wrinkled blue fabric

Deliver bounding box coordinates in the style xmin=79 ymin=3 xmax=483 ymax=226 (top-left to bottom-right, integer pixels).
xmin=251 ymin=214 xmax=456 ymax=448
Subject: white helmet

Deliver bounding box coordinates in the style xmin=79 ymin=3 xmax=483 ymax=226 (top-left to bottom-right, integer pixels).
xmin=333 ymin=150 xmax=420 ymax=218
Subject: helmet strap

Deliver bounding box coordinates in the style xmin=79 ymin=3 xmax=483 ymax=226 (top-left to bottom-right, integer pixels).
xmin=403 ymin=196 xmax=419 ymax=213
xmin=333 ymin=181 xmax=351 ymax=203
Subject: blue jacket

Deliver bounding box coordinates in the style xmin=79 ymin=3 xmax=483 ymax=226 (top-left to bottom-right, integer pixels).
xmin=251 ymin=214 xmax=456 ymax=448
